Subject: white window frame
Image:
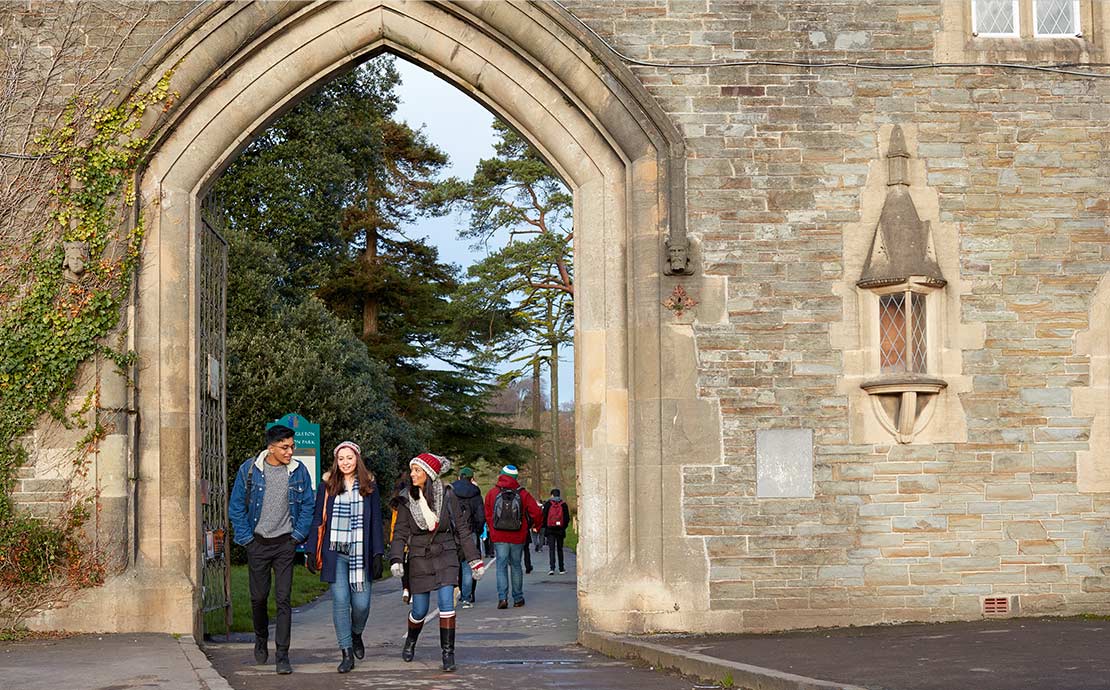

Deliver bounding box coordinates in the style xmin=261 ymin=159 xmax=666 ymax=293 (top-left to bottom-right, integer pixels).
xmin=971 ymin=0 xmax=1021 ymax=37
xmin=1032 ymin=0 xmax=1081 ymax=37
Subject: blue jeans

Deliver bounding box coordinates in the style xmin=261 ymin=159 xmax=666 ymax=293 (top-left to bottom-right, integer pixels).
xmin=331 ymin=554 xmax=371 ymax=649
xmin=460 ymin=559 xmax=475 ymax=603
xmin=410 ymin=584 xmax=455 ymax=621
xmin=494 ymin=541 xmax=524 ymax=603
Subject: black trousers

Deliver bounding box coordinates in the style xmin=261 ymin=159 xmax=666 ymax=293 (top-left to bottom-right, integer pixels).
xmin=247 ymin=535 xmax=296 ymax=652
xmin=523 ymin=530 xmax=533 ymax=571
xmin=546 ymin=532 xmax=565 ymax=571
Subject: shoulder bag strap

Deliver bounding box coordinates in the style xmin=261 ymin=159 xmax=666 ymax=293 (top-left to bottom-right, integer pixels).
xmin=313 ymin=489 xmax=329 ymax=571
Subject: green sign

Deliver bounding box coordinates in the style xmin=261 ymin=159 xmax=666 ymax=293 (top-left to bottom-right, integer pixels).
xmin=267 ymin=413 xmax=321 ymax=491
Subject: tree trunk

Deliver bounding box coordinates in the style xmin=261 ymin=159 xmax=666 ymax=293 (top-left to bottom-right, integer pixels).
xmin=532 ymin=357 xmax=543 ymax=497
xmin=361 ymin=227 xmax=379 ymax=339
xmin=550 ymin=341 xmax=561 ymax=491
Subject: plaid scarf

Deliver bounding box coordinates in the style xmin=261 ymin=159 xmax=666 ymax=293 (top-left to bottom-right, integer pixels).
xmin=329 ymin=479 xmax=365 ymax=592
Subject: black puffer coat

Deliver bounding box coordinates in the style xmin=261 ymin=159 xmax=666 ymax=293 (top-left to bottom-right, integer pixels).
xmin=389 ymin=483 xmax=482 ymax=595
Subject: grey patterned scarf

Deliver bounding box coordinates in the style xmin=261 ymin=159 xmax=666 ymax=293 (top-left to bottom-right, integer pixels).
xmin=407 ymin=478 xmax=445 ymax=532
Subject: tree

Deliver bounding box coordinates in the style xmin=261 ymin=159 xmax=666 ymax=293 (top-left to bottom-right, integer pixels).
xmin=214 ymin=57 xmax=532 ymax=469
xmin=223 ymin=224 xmax=422 ymax=493
xmin=433 ymin=121 xmax=574 ymax=486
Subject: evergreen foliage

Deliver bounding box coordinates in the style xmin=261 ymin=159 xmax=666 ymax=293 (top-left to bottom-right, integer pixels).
xmin=213 ymin=57 xmax=529 ymax=473
xmin=430 ymin=122 xmax=574 ymax=480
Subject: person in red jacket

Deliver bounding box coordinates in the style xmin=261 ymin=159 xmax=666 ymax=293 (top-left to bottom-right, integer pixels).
xmin=483 ymin=465 xmax=543 ymax=608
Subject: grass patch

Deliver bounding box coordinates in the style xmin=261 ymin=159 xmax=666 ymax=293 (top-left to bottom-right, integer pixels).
xmin=204 ymin=562 xmax=329 ymax=635
xmin=564 ymin=522 xmax=578 ymax=552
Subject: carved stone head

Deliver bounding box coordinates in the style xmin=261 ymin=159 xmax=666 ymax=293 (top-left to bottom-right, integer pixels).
xmin=665 ymin=237 xmax=689 ymax=275
xmin=63 ymin=241 xmax=89 ymax=283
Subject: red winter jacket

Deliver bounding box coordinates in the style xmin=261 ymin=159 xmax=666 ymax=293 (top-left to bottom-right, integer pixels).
xmin=483 ymin=475 xmax=543 ymax=545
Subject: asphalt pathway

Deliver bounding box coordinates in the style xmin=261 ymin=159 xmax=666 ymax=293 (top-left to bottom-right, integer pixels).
xmin=653 ymin=616 xmax=1110 ymax=690
xmin=203 ymin=550 xmax=701 ymax=690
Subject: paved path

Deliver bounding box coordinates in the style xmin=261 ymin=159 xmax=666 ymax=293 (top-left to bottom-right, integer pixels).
xmin=649 ymin=616 xmax=1110 ymax=690
xmin=203 ymin=551 xmax=698 ymax=690
xmin=0 ymin=632 xmax=227 ymax=690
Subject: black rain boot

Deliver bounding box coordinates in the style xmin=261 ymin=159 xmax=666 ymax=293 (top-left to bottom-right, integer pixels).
xmin=352 ymin=632 xmax=365 ymax=659
xmin=440 ymin=615 xmax=457 ymax=672
xmin=402 ymin=616 xmax=423 ymax=662
xmin=337 ymin=648 xmax=354 ymax=673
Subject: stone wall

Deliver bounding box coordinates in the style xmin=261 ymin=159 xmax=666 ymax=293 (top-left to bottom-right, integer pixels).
xmin=5 ymin=0 xmax=1110 ymax=634
xmin=563 ymin=0 xmax=1110 ymax=630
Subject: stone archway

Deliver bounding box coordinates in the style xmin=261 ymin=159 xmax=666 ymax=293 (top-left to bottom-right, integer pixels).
xmin=35 ymin=1 xmax=718 ymax=636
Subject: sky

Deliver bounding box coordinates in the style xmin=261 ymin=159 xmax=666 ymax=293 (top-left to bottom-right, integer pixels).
xmin=390 ymin=58 xmax=575 ymax=403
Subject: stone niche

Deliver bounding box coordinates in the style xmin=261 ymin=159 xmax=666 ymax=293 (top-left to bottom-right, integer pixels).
xmin=832 ymin=124 xmax=981 ymax=445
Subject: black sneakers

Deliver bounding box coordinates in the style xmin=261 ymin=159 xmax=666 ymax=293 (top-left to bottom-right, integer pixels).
xmin=253 ymin=636 xmax=268 ymax=665
xmin=275 ymin=652 xmax=292 ymax=675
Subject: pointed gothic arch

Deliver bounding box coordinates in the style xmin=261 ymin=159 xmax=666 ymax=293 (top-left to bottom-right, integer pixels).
xmin=33 ymin=1 xmax=717 ymax=636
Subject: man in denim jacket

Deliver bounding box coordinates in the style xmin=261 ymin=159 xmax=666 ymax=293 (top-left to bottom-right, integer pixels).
xmin=229 ymin=424 xmax=315 ymax=674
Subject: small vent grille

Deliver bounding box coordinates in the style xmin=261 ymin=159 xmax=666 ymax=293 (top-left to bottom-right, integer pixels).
xmin=983 ymin=596 xmax=1010 ymax=615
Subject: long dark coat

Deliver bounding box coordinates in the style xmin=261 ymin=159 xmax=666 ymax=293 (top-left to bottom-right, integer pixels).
xmin=304 ymin=483 xmax=385 ymax=584
xmin=389 ymin=484 xmax=482 ymax=595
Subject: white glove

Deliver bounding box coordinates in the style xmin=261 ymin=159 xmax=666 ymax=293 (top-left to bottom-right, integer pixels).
xmin=390 ymin=562 xmax=404 ymax=579
xmin=469 ymin=559 xmax=485 ymax=581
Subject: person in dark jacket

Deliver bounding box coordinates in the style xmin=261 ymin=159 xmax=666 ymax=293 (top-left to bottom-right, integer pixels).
xmin=541 ymin=488 xmax=572 ymax=574
xmin=483 ymin=465 xmax=543 ymax=609
xmin=304 ymin=441 xmax=384 ymax=674
xmin=228 ymin=424 xmax=315 ymax=675
xmin=450 ymin=467 xmax=485 ymax=608
xmin=390 ymin=453 xmax=485 ymax=672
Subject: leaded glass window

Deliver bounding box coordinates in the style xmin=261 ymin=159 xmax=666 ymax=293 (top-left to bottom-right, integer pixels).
xmin=879 ymin=291 xmax=927 ymax=374
xmin=1034 ymin=0 xmax=1079 ymax=36
xmin=972 ymin=0 xmax=1019 ymax=36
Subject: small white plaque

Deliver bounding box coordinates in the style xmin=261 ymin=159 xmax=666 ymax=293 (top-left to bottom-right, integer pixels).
xmin=756 ymin=429 xmax=814 ymax=498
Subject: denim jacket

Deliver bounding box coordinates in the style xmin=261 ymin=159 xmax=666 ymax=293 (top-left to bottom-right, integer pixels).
xmin=229 ymin=451 xmax=316 ymax=545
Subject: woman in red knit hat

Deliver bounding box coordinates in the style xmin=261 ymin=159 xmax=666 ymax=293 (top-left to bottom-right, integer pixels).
xmin=388 ymin=452 xmax=485 ymax=672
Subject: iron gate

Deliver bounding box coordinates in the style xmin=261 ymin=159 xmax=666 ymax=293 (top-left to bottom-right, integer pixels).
xmin=199 ymin=197 xmax=231 ymax=637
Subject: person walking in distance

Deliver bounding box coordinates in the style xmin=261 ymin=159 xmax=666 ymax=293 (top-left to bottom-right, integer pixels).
xmin=389 ymin=453 xmax=485 ymax=672
xmin=483 ymin=465 xmax=543 ymax=609
xmin=305 ymin=442 xmax=384 ymax=673
xmin=229 ymin=425 xmax=316 ymax=675
xmin=522 ymin=514 xmax=535 ymax=574
xmin=541 ymin=488 xmax=572 ymax=574
xmin=450 ymin=467 xmax=485 ymax=608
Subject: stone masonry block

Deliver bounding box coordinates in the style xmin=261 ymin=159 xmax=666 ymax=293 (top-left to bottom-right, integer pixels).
xmin=1004 ymin=521 xmax=1048 ymax=540
xmin=986 ymin=484 xmax=1033 ymax=501
xmin=893 ymin=516 xmax=948 ymax=532
xmin=1026 ymin=565 xmax=1065 ymax=583
xmin=899 ymin=476 xmax=939 ymax=493
xmin=1082 ymin=577 xmax=1110 ymax=593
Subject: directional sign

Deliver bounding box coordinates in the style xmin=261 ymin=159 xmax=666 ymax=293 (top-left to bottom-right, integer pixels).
xmin=267 ymin=413 xmax=321 ymax=491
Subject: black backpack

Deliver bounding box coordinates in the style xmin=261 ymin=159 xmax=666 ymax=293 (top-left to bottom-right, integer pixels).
xmin=492 ymin=486 xmax=523 ymax=531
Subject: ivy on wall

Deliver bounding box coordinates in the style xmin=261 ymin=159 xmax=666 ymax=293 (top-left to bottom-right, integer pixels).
xmin=0 ymin=72 xmax=175 ymax=631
